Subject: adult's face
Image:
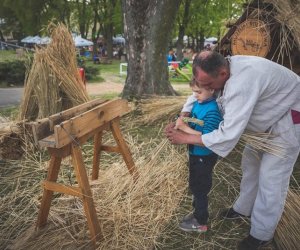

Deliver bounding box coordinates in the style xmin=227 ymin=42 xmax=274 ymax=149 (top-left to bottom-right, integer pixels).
xmin=194 ymin=67 xmax=228 ymax=90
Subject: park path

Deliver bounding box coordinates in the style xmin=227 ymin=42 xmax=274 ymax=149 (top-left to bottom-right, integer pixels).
xmin=87 ymin=72 xmax=190 ymax=96
xmin=0 ymin=73 xmax=190 ymax=107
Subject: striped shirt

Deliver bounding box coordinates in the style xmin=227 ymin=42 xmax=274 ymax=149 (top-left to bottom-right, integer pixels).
xmin=189 ymin=98 xmax=223 ymax=156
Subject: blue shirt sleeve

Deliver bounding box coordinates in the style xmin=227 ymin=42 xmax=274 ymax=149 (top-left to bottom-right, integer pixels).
xmin=202 ymin=110 xmax=223 ymax=134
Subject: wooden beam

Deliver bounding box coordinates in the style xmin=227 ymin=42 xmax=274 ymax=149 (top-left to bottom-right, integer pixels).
xmin=36 ymin=155 xmax=62 ymax=229
xmin=43 ymin=181 xmax=83 ymax=198
xmin=53 ymin=99 xmax=131 ymax=148
xmin=92 ymin=131 xmax=103 ymax=180
xmin=100 ymin=145 xmax=121 ymax=153
xmin=31 ymin=99 xmax=108 ymax=145
xmin=39 ymin=123 xmax=110 ymax=149
xmin=31 ymin=118 xmax=51 ymax=146
xmin=39 ymin=134 xmax=56 ymax=148
xmin=49 ymin=99 xmax=108 ymax=131
xmin=71 ymin=144 xmax=102 ymax=245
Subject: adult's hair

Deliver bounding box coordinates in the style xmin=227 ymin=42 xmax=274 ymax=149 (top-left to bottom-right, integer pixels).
xmin=192 ymin=51 xmax=228 ymax=77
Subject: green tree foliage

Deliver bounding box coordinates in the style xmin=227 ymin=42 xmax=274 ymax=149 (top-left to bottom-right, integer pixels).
xmin=0 ymin=0 xmax=122 ymax=41
xmin=177 ymin=0 xmax=244 ymax=50
xmin=0 ymin=0 xmax=73 ymax=37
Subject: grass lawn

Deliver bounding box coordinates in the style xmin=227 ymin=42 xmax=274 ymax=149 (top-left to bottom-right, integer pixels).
xmin=0 ymin=50 xmax=20 ymax=62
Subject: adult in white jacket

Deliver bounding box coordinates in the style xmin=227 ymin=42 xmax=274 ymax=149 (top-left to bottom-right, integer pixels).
xmin=165 ymin=51 xmax=300 ymax=250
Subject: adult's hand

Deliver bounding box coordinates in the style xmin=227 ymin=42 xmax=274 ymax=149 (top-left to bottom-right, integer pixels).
xmin=165 ymin=122 xmax=176 ymax=133
xmin=165 ymin=127 xmax=189 ymax=144
xmin=165 ymin=125 xmax=204 ymax=146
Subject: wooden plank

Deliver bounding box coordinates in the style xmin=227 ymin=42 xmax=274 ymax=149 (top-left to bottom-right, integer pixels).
xmin=43 ymin=181 xmax=83 ymax=198
xmin=92 ymin=131 xmax=103 ymax=180
xmin=36 ymin=155 xmax=62 ymax=229
xmin=49 ymin=99 xmax=108 ymax=131
xmin=39 ymin=123 xmax=110 ymax=150
xmin=71 ymin=144 xmax=102 ymax=245
xmin=31 ymin=118 xmax=51 ymax=145
xmin=54 ymin=99 xmax=131 ymax=148
xmin=101 ymin=145 xmax=121 ymax=153
xmin=31 ymin=99 xmax=107 ymax=144
xmin=38 ymin=134 xmax=56 ymax=148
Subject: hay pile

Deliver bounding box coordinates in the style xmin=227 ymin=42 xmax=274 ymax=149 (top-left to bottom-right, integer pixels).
xmin=0 ymin=116 xmax=24 ymax=160
xmin=275 ymin=189 xmax=300 ymax=250
xmin=1 ymin=133 xmax=189 ymax=249
xmin=0 ymin=127 xmax=250 ymax=249
xmin=0 ymin=100 xmax=298 ymax=249
xmin=20 ymin=23 xmax=89 ymax=121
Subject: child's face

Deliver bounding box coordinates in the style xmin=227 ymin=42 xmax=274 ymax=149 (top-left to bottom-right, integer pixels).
xmin=191 ymin=85 xmax=214 ymax=102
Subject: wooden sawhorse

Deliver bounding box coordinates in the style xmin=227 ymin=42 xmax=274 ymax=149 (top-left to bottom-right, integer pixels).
xmin=32 ymin=99 xmax=137 ymax=247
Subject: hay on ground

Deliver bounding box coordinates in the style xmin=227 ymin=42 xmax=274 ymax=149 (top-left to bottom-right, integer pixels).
xmin=274 ymin=189 xmax=300 ymax=250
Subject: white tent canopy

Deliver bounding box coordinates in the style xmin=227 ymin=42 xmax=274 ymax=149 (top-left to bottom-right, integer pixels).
xmin=21 ymin=36 xmax=34 ymax=43
xmin=21 ymin=35 xmax=93 ymax=47
xmin=36 ymin=36 xmax=51 ymax=45
xmin=113 ymin=35 xmax=125 ymax=45
xmin=204 ymin=37 xmax=218 ymax=46
xmin=21 ymin=35 xmax=43 ymax=44
xmin=73 ymin=36 xmax=93 ymax=47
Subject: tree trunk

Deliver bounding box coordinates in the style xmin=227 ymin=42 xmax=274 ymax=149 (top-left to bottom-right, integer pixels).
xmin=104 ymin=24 xmax=114 ymax=59
xmin=121 ymin=0 xmax=181 ymax=99
xmin=176 ymin=0 xmax=191 ymax=61
xmin=0 ymin=30 xmax=4 ymax=41
xmin=176 ymin=26 xmax=185 ymax=61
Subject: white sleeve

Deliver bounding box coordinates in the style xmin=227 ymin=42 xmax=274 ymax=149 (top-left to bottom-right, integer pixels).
xmin=202 ymin=76 xmax=261 ymax=157
xmin=181 ymin=93 xmax=197 ymax=113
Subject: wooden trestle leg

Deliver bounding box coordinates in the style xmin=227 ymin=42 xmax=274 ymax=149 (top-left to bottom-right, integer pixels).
xmin=36 ymin=155 xmax=62 ymax=228
xmin=92 ymin=131 xmax=103 ymax=180
xmin=71 ymin=144 xmax=102 ymax=246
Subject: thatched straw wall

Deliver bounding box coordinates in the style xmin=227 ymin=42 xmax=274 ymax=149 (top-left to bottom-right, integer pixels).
xmin=264 ymin=0 xmax=300 ymax=48
xmin=218 ymin=0 xmax=300 ymax=74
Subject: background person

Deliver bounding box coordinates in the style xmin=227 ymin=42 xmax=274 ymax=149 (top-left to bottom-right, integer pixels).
xmin=165 ymin=51 xmax=300 ymax=250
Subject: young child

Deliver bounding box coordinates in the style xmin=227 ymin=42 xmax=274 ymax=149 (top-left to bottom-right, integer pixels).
xmin=175 ymin=79 xmax=223 ymax=233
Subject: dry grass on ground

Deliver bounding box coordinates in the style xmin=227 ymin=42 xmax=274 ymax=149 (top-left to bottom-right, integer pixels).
xmin=0 ymin=100 xmax=299 ymax=249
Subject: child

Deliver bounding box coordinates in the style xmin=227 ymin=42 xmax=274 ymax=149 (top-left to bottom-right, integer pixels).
xmin=175 ymin=79 xmax=223 ymax=233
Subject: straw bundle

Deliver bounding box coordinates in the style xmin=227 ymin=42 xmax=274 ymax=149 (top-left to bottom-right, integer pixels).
xmin=274 ymin=189 xmax=300 ymax=250
xmin=138 ymin=96 xmax=188 ymax=124
xmin=20 ymin=23 xmax=89 ymax=121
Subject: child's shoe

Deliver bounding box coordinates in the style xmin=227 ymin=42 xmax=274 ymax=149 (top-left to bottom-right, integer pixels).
xmin=182 ymin=212 xmax=194 ymax=222
xmin=179 ymin=216 xmax=208 ymax=233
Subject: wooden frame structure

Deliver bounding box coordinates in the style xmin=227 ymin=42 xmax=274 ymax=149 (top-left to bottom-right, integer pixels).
xmin=31 ymin=98 xmax=137 ymax=247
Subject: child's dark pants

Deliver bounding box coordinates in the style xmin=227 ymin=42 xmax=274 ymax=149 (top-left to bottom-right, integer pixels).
xmin=189 ymin=153 xmax=218 ymax=225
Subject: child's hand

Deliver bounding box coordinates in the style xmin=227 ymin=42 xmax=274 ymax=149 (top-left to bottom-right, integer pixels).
xmin=175 ymin=117 xmax=187 ymax=130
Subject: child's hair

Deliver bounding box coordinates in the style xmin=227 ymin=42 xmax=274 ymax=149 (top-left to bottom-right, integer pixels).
xmin=189 ymin=77 xmax=198 ymax=87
